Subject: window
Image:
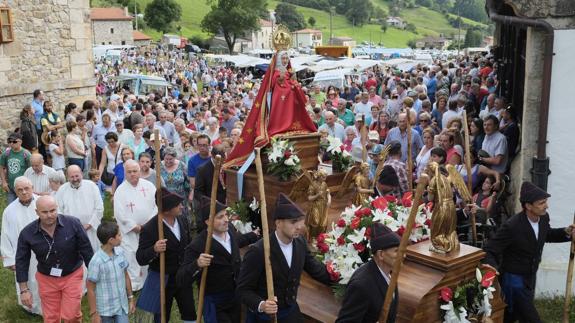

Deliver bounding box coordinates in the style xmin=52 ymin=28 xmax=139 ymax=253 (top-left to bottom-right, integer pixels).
xmin=121 ymin=40 xmax=126 ymax=45
xmin=0 ymin=7 xmax=14 ymax=43
xmin=110 ymin=28 xmax=114 ymax=34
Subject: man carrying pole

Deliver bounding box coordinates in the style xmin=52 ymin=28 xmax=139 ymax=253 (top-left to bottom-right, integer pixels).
xmin=237 ymin=149 xmax=333 ymax=323
xmin=178 ymin=195 xmax=260 ymax=323
xmin=136 ymin=187 xmax=196 ymax=323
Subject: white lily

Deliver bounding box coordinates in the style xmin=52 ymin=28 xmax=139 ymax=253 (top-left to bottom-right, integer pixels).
xmin=249 ymin=197 xmax=259 ymax=211
xmin=284 ymin=157 xmax=295 ymax=166
xmin=476 ymin=267 xmax=482 ymax=283
xmin=347 ymin=227 xmax=367 ymax=244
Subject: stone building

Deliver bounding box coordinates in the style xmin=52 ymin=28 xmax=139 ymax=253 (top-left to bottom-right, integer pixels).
xmin=250 ymin=19 xmax=273 ymax=50
xmin=292 ymin=29 xmax=322 ymax=48
xmin=0 ymin=0 xmax=95 ymax=141
xmin=133 ymin=30 xmax=152 ymax=46
xmin=486 ymin=0 xmax=575 ymax=295
xmin=90 ymin=7 xmax=133 ymax=46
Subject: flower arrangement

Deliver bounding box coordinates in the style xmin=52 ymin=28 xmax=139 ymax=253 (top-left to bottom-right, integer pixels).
xmin=315 ymin=193 xmax=432 ymax=296
xmin=325 ymin=136 xmax=352 ymax=173
xmin=439 ymin=268 xmax=497 ymax=323
xmin=227 ymin=197 xmax=261 ymax=234
xmin=265 ymin=137 xmax=301 ymax=181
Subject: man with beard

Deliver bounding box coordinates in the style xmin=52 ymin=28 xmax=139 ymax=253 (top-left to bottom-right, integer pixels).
xmin=55 ymin=165 xmax=103 ymax=253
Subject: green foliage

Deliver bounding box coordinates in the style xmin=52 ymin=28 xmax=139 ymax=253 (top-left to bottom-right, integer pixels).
xmin=280 ymin=0 xmax=330 ymax=11
xmin=201 ymin=0 xmax=267 ymax=54
xmin=344 ymin=0 xmax=372 ymax=26
xmin=464 ymin=27 xmax=482 ymax=47
xmin=188 ymin=35 xmax=211 ymax=49
xmin=381 ymin=20 xmax=389 ymax=33
xmin=405 ymin=22 xmax=417 ymax=33
xmin=308 ymin=16 xmax=316 ymax=27
xmin=275 ymin=3 xmax=306 ymax=31
xmin=144 ymin=0 xmax=182 ymax=33
xmin=407 ymin=39 xmax=417 ymax=48
xmin=451 ymin=0 xmax=488 ymax=23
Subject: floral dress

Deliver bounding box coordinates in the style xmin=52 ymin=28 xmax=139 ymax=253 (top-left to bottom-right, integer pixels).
xmin=160 ymin=160 xmax=189 ymax=220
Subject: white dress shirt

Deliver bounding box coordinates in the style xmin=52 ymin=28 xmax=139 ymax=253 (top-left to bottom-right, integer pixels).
xmin=275 ymin=231 xmax=293 ymax=268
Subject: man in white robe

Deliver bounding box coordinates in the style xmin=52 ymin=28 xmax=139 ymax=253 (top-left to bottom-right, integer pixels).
xmin=55 ymin=165 xmax=104 ymax=253
xmin=114 ymin=159 xmax=157 ymax=291
xmin=0 ymin=177 xmax=42 ymax=315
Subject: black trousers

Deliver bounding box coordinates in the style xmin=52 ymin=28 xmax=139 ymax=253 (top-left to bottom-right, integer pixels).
xmin=154 ymin=274 xmax=197 ymax=323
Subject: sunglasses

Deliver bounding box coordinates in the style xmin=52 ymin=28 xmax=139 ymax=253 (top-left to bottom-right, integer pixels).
xmin=420 ymin=119 xmax=430 ymax=122
xmin=8 ymin=140 xmax=18 ymax=144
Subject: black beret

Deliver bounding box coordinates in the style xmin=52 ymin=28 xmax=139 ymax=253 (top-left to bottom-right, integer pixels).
xmin=198 ymin=195 xmax=227 ymax=222
xmin=157 ymin=187 xmax=183 ymax=211
xmin=273 ymin=193 xmax=305 ymax=220
xmin=370 ymin=222 xmax=400 ymax=252
xmin=378 ymin=165 xmax=399 ymax=187
xmin=520 ymin=181 xmax=550 ymax=204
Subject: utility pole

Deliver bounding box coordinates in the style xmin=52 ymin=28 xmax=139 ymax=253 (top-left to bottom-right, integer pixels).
xmin=134 ymin=0 xmax=138 ymax=30
xmin=329 ymin=7 xmax=335 ymax=45
xmin=457 ymin=0 xmax=461 ymax=55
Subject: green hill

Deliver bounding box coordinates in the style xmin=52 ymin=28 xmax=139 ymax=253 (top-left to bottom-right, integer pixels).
xmin=99 ymin=0 xmax=487 ymax=47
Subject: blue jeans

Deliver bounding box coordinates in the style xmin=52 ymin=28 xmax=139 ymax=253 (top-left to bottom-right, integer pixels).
xmin=101 ymin=313 xmax=129 ymax=323
xmin=68 ymin=157 xmax=85 ymax=171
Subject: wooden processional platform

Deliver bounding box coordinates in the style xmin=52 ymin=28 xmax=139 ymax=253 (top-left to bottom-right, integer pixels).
xmin=225 ymin=134 xmax=506 ymax=323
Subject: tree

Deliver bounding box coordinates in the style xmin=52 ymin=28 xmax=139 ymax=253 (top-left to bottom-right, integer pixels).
xmin=345 ymin=0 xmax=372 ymax=26
xmin=452 ymin=0 xmax=488 ymax=23
xmin=407 ymin=39 xmax=417 ymax=48
xmin=405 ymin=22 xmax=417 ymax=33
xmin=308 ymin=16 xmax=316 ymax=27
xmin=201 ymin=0 xmax=267 ymax=54
xmin=275 ymin=3 xmax=306 ymax=31
xmin=464 ymin=28 xmax=482 ymax=47
xmin=381 ymin=19 xmax=389 ymax=33
xmin=144 ymin=0 xmax=182 ymax=34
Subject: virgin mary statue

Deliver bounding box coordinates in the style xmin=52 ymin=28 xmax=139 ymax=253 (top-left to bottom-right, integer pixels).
xmin=224 ymin=28 xmax=317 ymax=168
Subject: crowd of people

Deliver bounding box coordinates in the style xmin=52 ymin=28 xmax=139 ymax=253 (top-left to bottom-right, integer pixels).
xmin=0 ymin=46 xmax=572 ymax=323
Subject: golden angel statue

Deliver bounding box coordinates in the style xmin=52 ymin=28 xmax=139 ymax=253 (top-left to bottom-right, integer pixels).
xmin=424 ymin=162 xmax=472 ymax=254
xmin=338 ymin=162 xmax=373 ymax=206
xmin=289 ymin=169 xmax=331 ymax=240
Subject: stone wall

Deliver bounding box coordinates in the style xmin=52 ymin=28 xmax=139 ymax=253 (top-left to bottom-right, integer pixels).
xmin=0 ymin=0 xmax=96 ymax=143
xmin=92 ymin=20 xmax=134 ymax=46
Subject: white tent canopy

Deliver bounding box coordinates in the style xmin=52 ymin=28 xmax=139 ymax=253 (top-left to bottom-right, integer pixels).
xmin=206 ymin=54 xmax=270 ymax=67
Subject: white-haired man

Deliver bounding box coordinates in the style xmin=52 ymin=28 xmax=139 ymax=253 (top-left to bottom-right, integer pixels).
xmin=1 ymin=177 xmax=42 ymax=314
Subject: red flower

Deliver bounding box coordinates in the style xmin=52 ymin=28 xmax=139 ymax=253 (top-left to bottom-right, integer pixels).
xmin=439 ymin=287 xmax=453 ymax=302
xmin=371 ymin=196 xmax=389 ymax=210
xmin=481 ymin=271 xmax=497 ymax=288
xmin=350 ymin=217 xmax=361 ymax=230
xmin=401 ymin=191 xmax=413 ymax=207
xmin=317 ymin=242 xmax=329 ymax=254
xmin=316 ymin=233 xmax=327 ymax=243
xmin=337 ymin=236 xmax=346 ymax=246
xmin=383 ymin=195 xmax=397 ymax=203
xmin=424 ymin=219 xmax=432 ymax=227
xmin=337 ymin=218 xmax=346 ymax=228
xmin=353 ymin=243 xmax=366 ymax=253
xmin=426 ymin=201 xmax=434 ymax=210
xmin=397 ymin=226 xmax=406 ymax=236
xmin=284 ymin=151 xmax=292 ymax=158
xmin=354 ymin=207 xmax=371 ymax=218
xmin=364 ymin=227 xmax=372 ymax=240
xmin=326 ymin=261 xmax=341 ymax=282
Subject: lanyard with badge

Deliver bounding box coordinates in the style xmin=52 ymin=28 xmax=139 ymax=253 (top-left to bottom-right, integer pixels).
xmin=41 ymin=231 xmax=62 ymax=277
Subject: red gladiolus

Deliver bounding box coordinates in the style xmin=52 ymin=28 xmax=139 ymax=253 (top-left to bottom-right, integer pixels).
xmin=284 ymin=151 xmax=292 ymax=158
xmin=481 ymin=271 xmax=497 ymax=288
xmin=439 ymin=287 xmax=453 ymax=302
xmin=371 ymin=196 xmax=388 ymax=210
xmin=317 ymin=242 xmax=329 ymax=253
xmin=426 ymin=201 xmax=434 ymax=210
xmin=384 ymin=195 xmax=397 ymax=203
xmin=326 ymin=261 xmax=341 ymax=282
xmin=353 ymin=243 xmax=366 ymax=253
xmin=337 ymin=218 xmax=346 ymax=228
xmin=397 ymin=226 xmax=405 ymax=236
xmin=350 ymin=217 xmax=361 ymax=229
xmin=424 ymin=219 xmax=432 ymax=227
xmin=337 ymin=236 xmax=346 ymax=246
xmin=364 ymin=227 xmax=372 ymax=239
xmin=317 ymin=233 xmax=327 ymax=243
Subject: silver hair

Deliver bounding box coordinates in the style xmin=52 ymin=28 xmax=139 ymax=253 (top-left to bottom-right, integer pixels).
xmin=164 ymin=146 xmax=178 ymax=157
xmin=48 ymin=170 xmax=66 ymax=184
xmin=14 ymin=176 xmax=33 ymax=188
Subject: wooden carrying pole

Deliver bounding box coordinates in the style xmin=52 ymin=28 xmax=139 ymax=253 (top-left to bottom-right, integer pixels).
xmin=406 ymin=108 xmax=413 ymax=191
xmin=379 ymin=176 xmax=427 ymax=323
xmin=254 ymin=148 xmax=277 ymax=323
xmin=562 ymin=212 xmax=575 ymax=323
xmin=462 ymin=111 xmax=477 ymax=245
xmin=196 ymin=155 xmax=222 ymax=323
xmin=153 ymin=129 xmax=166 ymax=323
